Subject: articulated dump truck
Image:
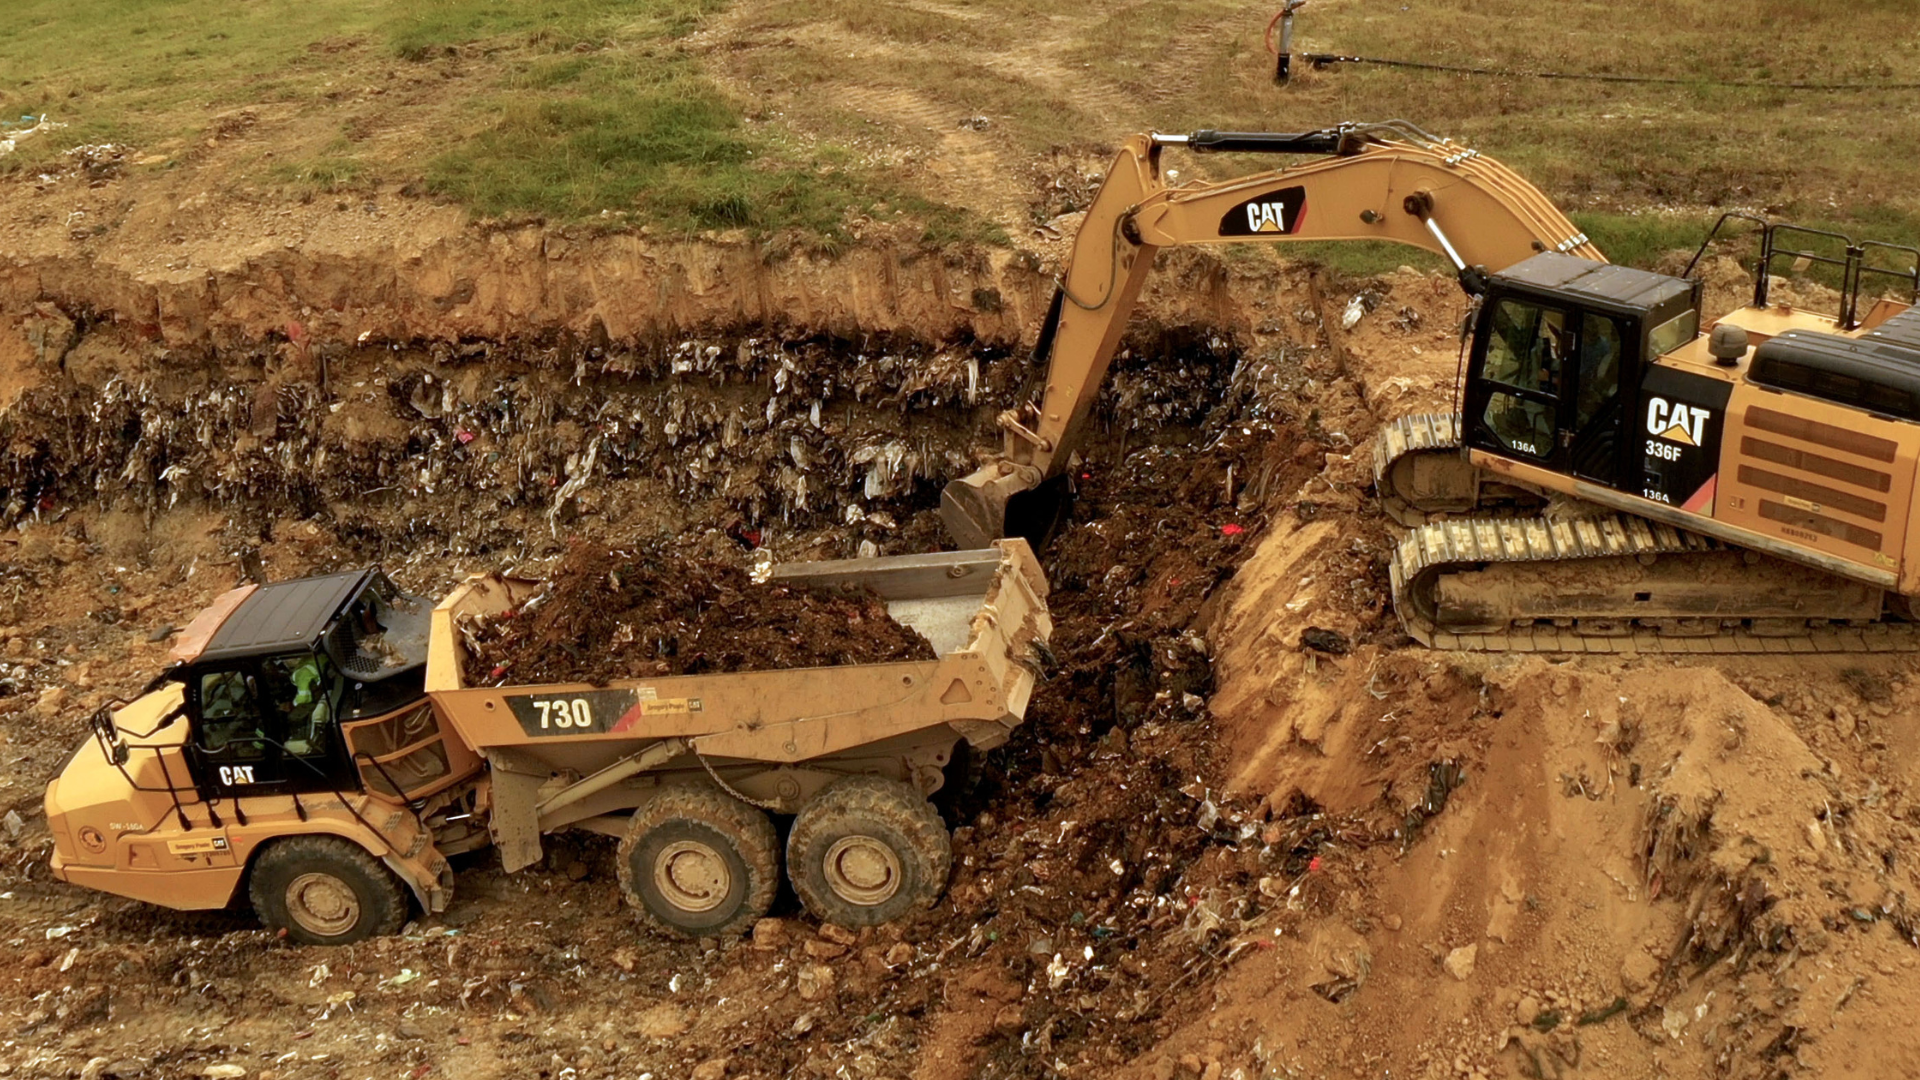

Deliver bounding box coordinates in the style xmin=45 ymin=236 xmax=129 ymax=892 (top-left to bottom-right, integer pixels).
xmin=45 ymin=542 xmax=1051 ymax=944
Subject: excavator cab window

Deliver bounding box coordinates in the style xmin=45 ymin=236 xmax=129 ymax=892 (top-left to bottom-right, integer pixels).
xmin=1575 ymin=314 xmax=1624 ymax=429
xmin=1478 ymin=299 xmax=1568 ymax=459
xmin=1467 ymin=295 xmax=1635 ymax=485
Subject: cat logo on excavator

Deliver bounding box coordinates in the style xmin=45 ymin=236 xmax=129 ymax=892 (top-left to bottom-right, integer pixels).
xmin=1645 ymin=396 xmax=1711 ymax=447
xmin=1219 ymin=186 xmax=1307 ymax=236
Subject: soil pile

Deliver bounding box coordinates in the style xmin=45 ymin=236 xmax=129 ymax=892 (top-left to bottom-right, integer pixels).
xmin=458 ymin=541 xmax=935 ymax=685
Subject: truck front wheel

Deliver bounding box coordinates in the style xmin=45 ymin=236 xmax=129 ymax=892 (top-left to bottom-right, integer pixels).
xmin=249 ymin=836 xmax=408 ymax=946
xmin=787 ymin=776 xmax=952 ymax=928
xmin=618 ymin=785 xmax=779 ymax=938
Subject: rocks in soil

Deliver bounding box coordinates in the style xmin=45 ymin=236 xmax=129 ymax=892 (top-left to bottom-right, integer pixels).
xmin=1300 ymin=627 xmax=1350 ymax=655
xmin=636 ymin=1004 xmax=688 ymax=1040
xmin=796 ymin=963 xmax=836 ymax=1002
xmin=1444 ymin=944 xmax=1478 ymax=981
xmin=459 ymin=540 xmax=934 ymax=686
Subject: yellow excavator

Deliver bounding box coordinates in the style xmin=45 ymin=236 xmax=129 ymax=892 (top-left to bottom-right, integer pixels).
xmin=942 ymin=122 xmax=1920 ymax=653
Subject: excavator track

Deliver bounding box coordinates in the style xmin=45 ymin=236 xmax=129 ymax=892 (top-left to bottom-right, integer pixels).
xmin=1371 ymin=413 xmax=1464 ymax=526
xmin=1371 ymin=412 xmax=1462 ymax=494
xmin=1388 ymin=513 xmax=1920 ymax=653
xmin=1372 ymin=412 xmax=1543 ymax=527
xmin=1373 ymin=415 xmax=1920 ymax=653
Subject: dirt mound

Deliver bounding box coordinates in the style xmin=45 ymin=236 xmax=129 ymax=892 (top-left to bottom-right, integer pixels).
xmin=1183 ymin=265 xmax=1920 ymax=1080
xmin=459 ymin=541 xmax=935 ymax=685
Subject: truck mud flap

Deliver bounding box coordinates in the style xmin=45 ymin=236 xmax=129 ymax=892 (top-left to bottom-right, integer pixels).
xmin=484 ymin=747 xmax=551 ymax=873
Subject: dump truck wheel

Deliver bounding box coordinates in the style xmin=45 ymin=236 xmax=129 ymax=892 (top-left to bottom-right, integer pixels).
xmin=788 ymin=775 xmax=952 ymax=928
xmin=618 ymin=785 xmax=778 ymax=938
xmin=249 ymin=836 xmax=408 ymax=946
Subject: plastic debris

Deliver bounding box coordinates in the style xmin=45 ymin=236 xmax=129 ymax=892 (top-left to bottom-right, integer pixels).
xmin=1341 ymin=295 xmax=1366 ymax=330
xmin=0 ymin=114 xmax=65 ymax=157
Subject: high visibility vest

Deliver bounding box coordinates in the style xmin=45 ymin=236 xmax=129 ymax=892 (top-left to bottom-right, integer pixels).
xmin=291 ymin=659 xmax=323 ymax=706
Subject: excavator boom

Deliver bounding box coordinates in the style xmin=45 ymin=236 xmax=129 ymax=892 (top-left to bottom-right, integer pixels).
xmin=941 ymin=122 xmax=1602 ymax=547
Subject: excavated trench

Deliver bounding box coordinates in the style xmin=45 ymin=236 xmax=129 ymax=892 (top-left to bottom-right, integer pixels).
xmin=0 ymin=242 xmax=1279 ymax=558
xmin=0 ymin=243 xmax=1379 ymax=1078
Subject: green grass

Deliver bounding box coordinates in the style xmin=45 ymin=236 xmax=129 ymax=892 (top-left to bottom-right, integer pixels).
xmin=8 ymin=0 xmax=1920 ymax=255
xmin=268 ymin=154 xmax=368 ymax=194
xmin=1025 ymin=0 xmax=1920 ymax=262
xmin=2 ymin=2 xmax=380 ymax=161
xmin=1267 ymin=1 xmax=1920 ymax=256
xmin=387 ymin=0 xmax=719 ymax=60
xmin=0 ymin=0 xmax=994 ymax=241
xmin=423 ymin=47 xmax=1002 ymax=241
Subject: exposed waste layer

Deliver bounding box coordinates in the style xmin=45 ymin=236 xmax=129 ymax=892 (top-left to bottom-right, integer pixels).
xmin=456 ymin=540 xmax=935 ymax=686
xmin=0 ymin=315 xmax=1246 ymax=567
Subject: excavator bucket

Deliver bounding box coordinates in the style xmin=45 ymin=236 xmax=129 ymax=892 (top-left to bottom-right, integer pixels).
xmin=939 ymin=468 xmax=1011 ymax=551
xmin=940 ymin=466 xmax=1070 ymax=550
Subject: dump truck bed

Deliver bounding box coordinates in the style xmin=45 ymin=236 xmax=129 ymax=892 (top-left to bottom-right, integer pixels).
xmin=423 ymin=541 xmax=1051 ymax=868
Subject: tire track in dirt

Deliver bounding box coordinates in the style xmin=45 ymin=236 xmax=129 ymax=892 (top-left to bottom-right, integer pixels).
xmin=1138 ymin=17 xmax=1227 ymax=108
xmin=699 ymin=14 xmax=1039 ymax=227
xmin=821 ymin=83 xmax=1028 ymax=224
xmin=697 ymin=1 xmax=1155 ymax=234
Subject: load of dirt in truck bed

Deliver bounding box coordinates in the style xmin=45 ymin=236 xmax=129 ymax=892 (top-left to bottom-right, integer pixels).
xmin=458 ymin=541 xmax=936 ymax=686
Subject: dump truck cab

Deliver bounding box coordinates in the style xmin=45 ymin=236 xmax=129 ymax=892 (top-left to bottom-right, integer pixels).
xmin=172 ymin=569 xmax=428 ymax=797
xmin=47 ymin=569 xmax=467 ymax=943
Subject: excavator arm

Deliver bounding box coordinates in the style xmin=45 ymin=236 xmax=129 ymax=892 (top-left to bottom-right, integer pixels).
xmin=940 ymin=122 xmax=1604 ymax=548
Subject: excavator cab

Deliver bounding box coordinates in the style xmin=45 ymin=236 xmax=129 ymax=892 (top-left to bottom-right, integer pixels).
xmin=1460 ymin=253 xmax=1700 ymax=496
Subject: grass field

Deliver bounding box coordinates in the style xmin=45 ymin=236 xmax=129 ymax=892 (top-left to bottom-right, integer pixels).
xmin=0 ymin=0 xmax=990 ymax=241
xmin=3 ymin=0 xmax=1919 ymax=267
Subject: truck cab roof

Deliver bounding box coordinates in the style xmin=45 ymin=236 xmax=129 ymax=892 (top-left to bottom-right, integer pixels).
xmin=189 ymin=569 xmax=374 ymax=664
xmin=169 ymin=568 xmax=429 ymax=682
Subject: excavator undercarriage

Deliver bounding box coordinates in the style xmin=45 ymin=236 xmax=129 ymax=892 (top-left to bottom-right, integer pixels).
xmin=1373 ymin=414 xmax=1920 ymax=653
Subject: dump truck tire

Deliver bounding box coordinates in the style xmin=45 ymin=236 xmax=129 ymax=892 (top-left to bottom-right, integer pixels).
xmin=787 ymin=775 xmax=952 ymax=928
xmin=618 ymin=785 xmax=778 ymax=938
xmin=249 ymin=836 xmax=408 ymax=946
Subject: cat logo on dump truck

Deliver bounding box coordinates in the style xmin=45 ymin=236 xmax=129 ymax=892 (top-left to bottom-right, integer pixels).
xmin=166 ymin=836 xmax=230 ymax=856
xmin=1219 ymin=186 xmax=1308 ymax=236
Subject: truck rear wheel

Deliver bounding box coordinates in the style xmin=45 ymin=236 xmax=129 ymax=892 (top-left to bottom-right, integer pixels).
xmin=618 ymin=785 xmax=778 ymax=938
xmin=249 ymin=836 xmax=408 ymax=946
xmin=787 ymin=776 xmax=952 ymax=928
